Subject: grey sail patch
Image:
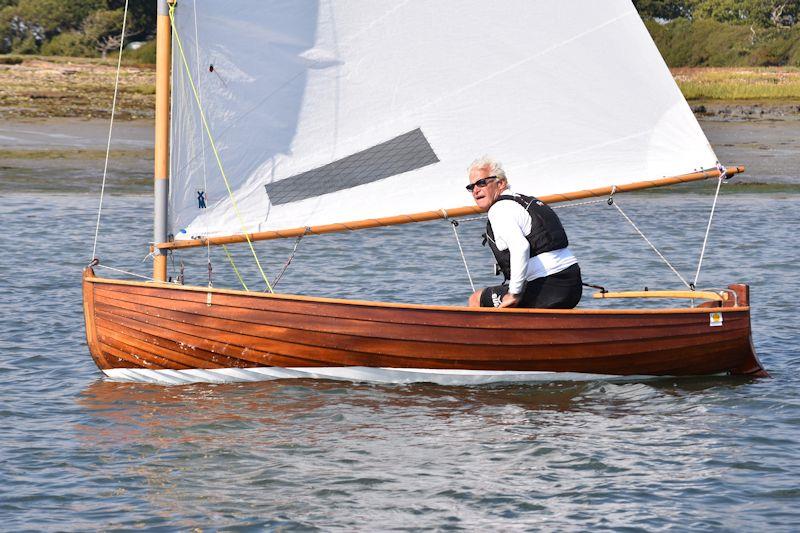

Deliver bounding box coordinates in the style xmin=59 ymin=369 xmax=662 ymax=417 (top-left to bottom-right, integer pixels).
xmin=265 ymin=128 xmax=439 ymax=205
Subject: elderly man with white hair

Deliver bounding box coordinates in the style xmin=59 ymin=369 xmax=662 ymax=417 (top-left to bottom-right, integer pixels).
xmin=466 ymin=156 xmax=582 ymax=309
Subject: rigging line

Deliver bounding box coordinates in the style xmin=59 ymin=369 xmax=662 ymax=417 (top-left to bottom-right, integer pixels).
xmin=611 ymin=201 xmax=692 ymax=289
xmin=694 ymin=170 xmax=725 ymax=287
xmin=90 ymin=0 xmax=129 ymax=262
xmin=457 ymin=215 xmax=487 ymax=223
xmin=222 ymin=244 xmax=249 ymax=291
xmin=95 ymin=263 xmax=155 ymax=281
xmin=169 ymin=4 xmax=273 ymax=293
xmin=272 ymin=231 xmax=307 ymax=289
xmin=553 ymin=198 xmax=607 ymax=209
xmin=445 ymin=217 xmax=475 ymax=293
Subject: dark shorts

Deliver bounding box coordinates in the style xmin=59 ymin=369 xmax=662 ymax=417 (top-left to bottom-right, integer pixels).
xmin=479 ymin=264 xmax=583 ymax=309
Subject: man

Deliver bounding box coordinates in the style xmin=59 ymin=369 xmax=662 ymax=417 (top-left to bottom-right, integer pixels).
xmin=466 ymin=157 xmax=582 ymax=309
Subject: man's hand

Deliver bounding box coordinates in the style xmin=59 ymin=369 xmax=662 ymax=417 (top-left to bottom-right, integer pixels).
xmin=498 ymin=293 xmax=520 ymax=308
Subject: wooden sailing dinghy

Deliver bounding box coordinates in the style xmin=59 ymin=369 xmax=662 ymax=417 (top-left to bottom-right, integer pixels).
xmin=83 ymin=0 xmax=766 ymax=384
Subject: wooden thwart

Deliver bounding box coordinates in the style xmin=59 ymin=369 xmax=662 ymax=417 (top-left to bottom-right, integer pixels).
xmin=593 ymin=290 xmax=727 ymax=302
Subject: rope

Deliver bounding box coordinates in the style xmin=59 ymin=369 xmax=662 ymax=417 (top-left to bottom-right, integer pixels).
xmin=90 ymin=0 xmax=129 ymax=262
xmin=583 ymin=282 xmax=607 ymax=293
xmin=169 ymin=4 xmax=274 ymax=293
xmin=693 ymin=166 xmax=726 ymax=287
xmin=458 ymin=214 xmax=488 ymax=223
xmin=272 ymin=230 xmax=308 ymax=289
xmin=222 ymin=244 xmax=249 ymax=291
xmin=95 ymin=263 xmax=155 ymax=281
xmin=553 ymin=198 xmax=607 ymax=209
xmin=449 ymin=220 xmax=476 ymax=292
xmin=611 ymin=200 xmax=692 ymax=289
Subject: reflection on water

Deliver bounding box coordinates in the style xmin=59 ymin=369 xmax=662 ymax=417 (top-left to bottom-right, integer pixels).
xmin=1 ymin=118 xmax=799 ymax=528
xmin=64 ymin=376 xmax=780 ymax=530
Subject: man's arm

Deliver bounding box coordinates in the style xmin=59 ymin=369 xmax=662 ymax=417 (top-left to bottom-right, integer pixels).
xmin=488 ymin=203 xmax=531 ymax=307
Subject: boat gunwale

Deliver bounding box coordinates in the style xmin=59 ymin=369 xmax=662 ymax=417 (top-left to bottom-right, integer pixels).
xmin=84 ymin=274 xmax=750 ymax=316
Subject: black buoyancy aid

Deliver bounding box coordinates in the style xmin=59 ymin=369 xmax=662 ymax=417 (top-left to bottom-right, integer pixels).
xmin=484 ymin=194 xmax=569 ymax=280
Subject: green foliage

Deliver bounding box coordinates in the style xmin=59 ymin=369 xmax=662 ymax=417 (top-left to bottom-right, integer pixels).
xmin=645 ymin=16 xmax=800 ymax=66
xmin=0 ymin=0 xmax=153 ymax=56
xmin=14 ymin=0 xmax=104 ymax=35
xmin=693 ymin=0 xmax=800 ymax=28
xmin=108 ymin=0 xmax=155 ymax=40
xmin=83 ymin=9 xmax=122 ymax=41
xmin=636 ymin=0 xmax=800 ymax=28
xmin=124 ymin=38 xmax=155 ymax=64
xmin=40 ymin=30 xmax=93 ymax=57
xmin=82 ymin=8 xmax=123 ymax=57
xmin=0 ymin=53 xmax=21 ymax=63
xmin=634 ymin=0 xmax=695 ymax=20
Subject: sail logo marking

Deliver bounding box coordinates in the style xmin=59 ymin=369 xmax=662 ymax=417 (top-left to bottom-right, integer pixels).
xmin=264 ymin=128 xmax=439 ymax=205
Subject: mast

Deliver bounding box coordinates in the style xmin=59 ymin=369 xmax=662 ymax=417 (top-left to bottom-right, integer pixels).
xmin=153 ymin=0 xmax=172 ymax=281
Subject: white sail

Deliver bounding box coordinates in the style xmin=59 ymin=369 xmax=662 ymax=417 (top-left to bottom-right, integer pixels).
xmin=169 ymin=0 xmax=717 ymax=241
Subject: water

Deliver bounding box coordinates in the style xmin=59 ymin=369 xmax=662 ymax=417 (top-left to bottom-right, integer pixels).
xmin=1 ymin=118 xmax=799 ymax=530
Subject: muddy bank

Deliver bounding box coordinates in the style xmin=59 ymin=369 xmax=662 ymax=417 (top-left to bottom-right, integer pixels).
xmin=0 ymin=56 xmax=154 ymax=120
xmin=690 ymin=100 xmax=800 ymax=121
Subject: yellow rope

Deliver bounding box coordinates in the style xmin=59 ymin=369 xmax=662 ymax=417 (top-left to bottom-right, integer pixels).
xmin=222 ymin=245 xmax=249 ymax=291
xmin=168 ymin=4 xmax=274 ymax=293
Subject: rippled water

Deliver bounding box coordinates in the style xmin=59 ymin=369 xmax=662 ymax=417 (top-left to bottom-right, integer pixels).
xmin=1 ymin=119 xmax=799 ymax=529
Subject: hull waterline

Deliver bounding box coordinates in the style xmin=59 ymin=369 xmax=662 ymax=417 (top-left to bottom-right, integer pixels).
xmin=82 ymin=268 xmax=767 ymax=385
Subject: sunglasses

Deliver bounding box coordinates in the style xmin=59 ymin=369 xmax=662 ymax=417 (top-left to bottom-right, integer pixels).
xmin=466 ymin=176 xmax=498 ymax=192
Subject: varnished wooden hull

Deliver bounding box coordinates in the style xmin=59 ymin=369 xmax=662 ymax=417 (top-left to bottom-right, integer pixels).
xmin=82 ymin=268 xmax=766 ymax=384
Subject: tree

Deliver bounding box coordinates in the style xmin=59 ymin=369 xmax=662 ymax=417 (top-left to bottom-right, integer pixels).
xmin=0 ymin=0 xmax=103 ymax=53
xmin=82 ymin=8 xmax=123 ymax=58
xmin=693 ymin=0 xmax=800 ymax=27
xmin=633 ymin=0 xmax=696 ymax=20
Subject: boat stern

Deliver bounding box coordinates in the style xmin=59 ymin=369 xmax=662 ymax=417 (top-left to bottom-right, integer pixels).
xmin=726 ymin=284 xmax=769 ymax=377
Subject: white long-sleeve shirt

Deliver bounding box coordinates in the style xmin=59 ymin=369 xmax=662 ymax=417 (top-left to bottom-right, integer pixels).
xmin=487 ymin=189 xmax=578 ymax=295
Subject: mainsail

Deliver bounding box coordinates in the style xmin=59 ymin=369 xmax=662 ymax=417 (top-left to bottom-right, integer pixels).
xmin=169 ymin=0 xmax=717 ymax=242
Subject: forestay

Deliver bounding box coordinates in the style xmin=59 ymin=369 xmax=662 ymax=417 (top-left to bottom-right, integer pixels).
xmin=169 ymin=0 xmax=717 ymax=241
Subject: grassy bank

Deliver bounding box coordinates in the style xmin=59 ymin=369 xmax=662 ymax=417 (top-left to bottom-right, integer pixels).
xmin=673 ymin=67 xmax=800 ymax=100
xmin=2 ymin=56 xmax=800 ymax=120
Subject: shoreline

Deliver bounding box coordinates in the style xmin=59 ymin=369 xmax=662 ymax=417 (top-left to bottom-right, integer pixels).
xmin=2 ymin=57 xmax=800 ymax=121
xmin=2 ymin=116 xmax=798 ymax=196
